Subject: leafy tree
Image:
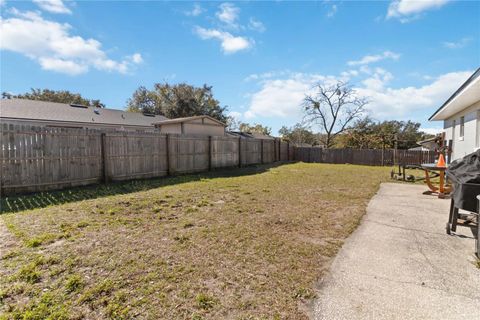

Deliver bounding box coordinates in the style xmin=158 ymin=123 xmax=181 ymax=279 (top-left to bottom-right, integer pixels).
xmin=2 ymin=89 xmax=105 ymax=107
xmin=338 ymin=116 xmax=379 ymax=149
xmin=342 ymin=117 xmax=434 ymax=149
xmin=126 ymin=83 xmax=228 ymax=123
xmin=279 ymin=123 xmax=319 ymax=146
xmin=226 ymin=116 xmax=241 ymax=131
xmin=303 ymin=81 xmax=368 ymax=148
xmin=238 ymin=122 xmax=272 ymax=135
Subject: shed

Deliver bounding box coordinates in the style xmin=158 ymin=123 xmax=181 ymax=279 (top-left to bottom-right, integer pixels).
xmin=408 ymin=146 xmax=430 ymax=152
xmin=154 ymin=115 xmax=226 ymax=136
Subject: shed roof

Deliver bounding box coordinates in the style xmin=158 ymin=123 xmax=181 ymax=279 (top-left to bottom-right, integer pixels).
xmin=228 ymin=131 xmax=276 ymax=140
xmin=0 ymin=99 xmax=168 ymax=127
xmin=154 ymin=115 xmax=226 ymax=126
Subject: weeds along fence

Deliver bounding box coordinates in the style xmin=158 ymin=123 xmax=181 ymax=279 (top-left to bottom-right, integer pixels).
xmin=1 ymin=124 xmax=294 ymax=195
xmin=294 ymin=147 xmax=436 ymax=166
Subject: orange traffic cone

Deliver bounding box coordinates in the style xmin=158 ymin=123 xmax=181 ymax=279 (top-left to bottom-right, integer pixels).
xmin=436 ymin=153 xmax=446 ymax=167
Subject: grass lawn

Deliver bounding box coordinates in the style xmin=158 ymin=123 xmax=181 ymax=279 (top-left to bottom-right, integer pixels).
xmin=0 ymin=163 xmax=389 ymax=320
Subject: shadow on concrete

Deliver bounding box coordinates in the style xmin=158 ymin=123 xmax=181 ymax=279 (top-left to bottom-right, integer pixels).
xmin=1 ymin=162 xmax=291 ymax=214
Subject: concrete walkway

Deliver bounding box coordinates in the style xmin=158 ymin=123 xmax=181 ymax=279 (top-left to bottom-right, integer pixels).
xmin=314 ymin=183 xmax=480 ymax=320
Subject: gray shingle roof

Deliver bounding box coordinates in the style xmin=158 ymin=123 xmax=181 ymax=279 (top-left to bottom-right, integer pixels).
xmin=227 ymin=131 xmax=275 ymax=140
xmin=0 ymin=99 xmax=168 ymax=127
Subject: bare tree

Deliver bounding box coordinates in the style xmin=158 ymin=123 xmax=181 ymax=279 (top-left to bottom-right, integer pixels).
xmin=303 ymin=81 xmax=368 ymax=148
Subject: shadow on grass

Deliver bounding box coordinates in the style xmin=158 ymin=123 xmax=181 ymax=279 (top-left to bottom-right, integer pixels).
xmin=1 ymin=162 xmax=290 ymax=214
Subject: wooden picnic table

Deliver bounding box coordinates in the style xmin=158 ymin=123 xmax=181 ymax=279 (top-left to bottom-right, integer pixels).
xmin=421 ymin=163 xmax=451 ymax=199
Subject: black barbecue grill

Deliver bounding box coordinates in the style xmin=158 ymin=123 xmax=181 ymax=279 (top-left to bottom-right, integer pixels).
xmin=445 ymin=150 xmax=480 ymax=258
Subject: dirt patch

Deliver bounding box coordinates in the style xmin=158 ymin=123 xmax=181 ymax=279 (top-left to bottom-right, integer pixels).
xmin=0 ymin=219 xmax=18 ymax=258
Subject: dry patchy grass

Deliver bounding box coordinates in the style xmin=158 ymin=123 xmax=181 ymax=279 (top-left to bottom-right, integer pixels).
xmin=0 ymin=163 xmax=389 ymax=319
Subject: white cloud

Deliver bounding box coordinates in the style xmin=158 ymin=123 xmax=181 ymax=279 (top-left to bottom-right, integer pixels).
xmin=323 ymin=0 xmax=338 ymax=18
xmin=356 ymin=70 xmax=472 ymax=118
xmin=361 ymin=68 xmax=394 ymax=91
xmin=228 ymin=111 xmax=242 ymax=120
xmin=193 ymin=2 xmax=262 ymax=54
xmin=244 ymin=71 xmax=290 ymax=82
xmin=327 ymin=4 xmax=337 ymax=18
xmin=443 ymin=37 xmax=472 ymax=49
xmin=130 ymin=53 xmax=143 ymax=64
xmin=347 ymin=51 xmax=400 ymax=66
xmin=248 ymin=17 xmax=265 ymax=32
xmin=387 ymin=0 xmax=449 ymax=21
xmin=0 ymin=10 xmax=141 ymax=75
xmin=245 ymin=73 xmax=330 ymax=119
xmin=194 ymin=26 xmax=251 ymax=54
xmin=216 ymin=2 xmax=240 ymax=28
xmin=341 ymin=69 xmax=359 ymax=78
xmin=244 ymin=68 xmax=471 ymax=123
xmin=32 ymin=0 xmax=72 ymax=14
xmin=38 ymin=57 xmax=87 ymax=74
xmin=185 ymin=3 xmax=204 ymax=17
xmin=422 ymin=127 xmax=443 ymax=135
xmin=246 ymin=79 xmax=308 ymax=118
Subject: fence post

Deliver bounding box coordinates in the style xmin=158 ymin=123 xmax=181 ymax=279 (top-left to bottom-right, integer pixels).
xmin=100 ymin=132 xmax=109 ymax=183
xmin=278 ymin=139 xmax=281 ymax=161
xmin=208 ymin=135 xmax=212 ymax=171
xmin=238 ymin=137 xmax=242 ymax=167
xmin=286 ymin=142 xmax=290 ymax=161
xmin=274 ymin=139 xmax=277 ymax=162
xmin=260 ymin=139 xmax=264 ymax=164
xmin=166 ymin=134 xmax=171 ymax=175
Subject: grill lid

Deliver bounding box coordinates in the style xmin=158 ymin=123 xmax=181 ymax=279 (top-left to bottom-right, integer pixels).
xmin=447 ymin=149 xmax=480 ymax=185
xmin=447 ymin=150 xmax=480 ymax=212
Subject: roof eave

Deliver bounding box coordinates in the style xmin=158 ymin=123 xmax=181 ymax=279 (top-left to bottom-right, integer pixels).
xmin=154 ymin=115 xmax=226 ymax=127
xmin=428 ymin=68 xmax=480 ymax=121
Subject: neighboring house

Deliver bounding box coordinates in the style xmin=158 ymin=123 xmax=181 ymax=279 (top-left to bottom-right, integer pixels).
xmin=429 ymin=68 xmax=480 ymax=160
xmin=154 ymin=115 xmax=226 ymax=136
xmin=0 ymin=99 xmax=167 ymax=131
xmin=408 ymin=146 xmax=430 ymax=152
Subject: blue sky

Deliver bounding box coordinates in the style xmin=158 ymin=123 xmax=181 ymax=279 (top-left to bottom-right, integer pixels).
xmin=1 ymin=0 xmax=479 ymax=135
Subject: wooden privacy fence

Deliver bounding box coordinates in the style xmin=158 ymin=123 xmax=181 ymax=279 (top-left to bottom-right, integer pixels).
xmin=1 ymin=123 xmax=436 ymax=195
xmin=294 ymin=147 xmax=436 ymax=166
xmin=1 ymin=124 xmax=294 ymax=195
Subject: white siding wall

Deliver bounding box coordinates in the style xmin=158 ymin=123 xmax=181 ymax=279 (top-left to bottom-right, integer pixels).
xmin=158 ymin=123 xmax=182 ymax=134
xmin=443 ymin=100 xmax=480 ymax=160
xmin=157 ymin=121 xmax=225 ymax=136
xmin=184 ymin=123 xmax=225 ymax=136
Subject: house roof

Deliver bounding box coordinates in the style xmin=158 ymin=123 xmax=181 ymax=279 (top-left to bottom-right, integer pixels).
xmin=429 ymin=68 xmax=480 ymax=121
xmin=153 ymin=115 xmax=226 ymax=126
xmin=0 ymin=99 xmax=168 ymax=127
xmin=408 ymin=146 xmax=430 ymax=151
xmin=228 ymin=131 xmax=275 ymax=140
